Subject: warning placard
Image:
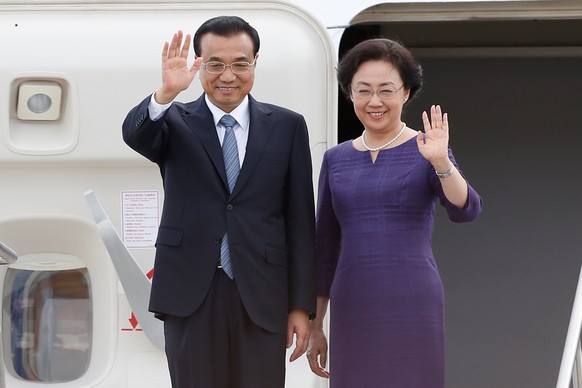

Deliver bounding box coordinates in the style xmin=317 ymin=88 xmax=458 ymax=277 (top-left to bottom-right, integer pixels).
xmin=121 ymin=191 xmax=160 ymax=248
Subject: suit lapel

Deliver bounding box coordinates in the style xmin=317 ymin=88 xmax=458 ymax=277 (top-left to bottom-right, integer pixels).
xmin=181 ymin=95 xmax=275 ymax=197
xmin=181 ymin=96 xmax=229 ymax=190
xmin=231 ymin=96 xmax=275 ymax=197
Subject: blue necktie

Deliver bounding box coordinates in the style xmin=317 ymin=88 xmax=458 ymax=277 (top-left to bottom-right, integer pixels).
xmin=219 ymin=114 xmax=239 ymax=278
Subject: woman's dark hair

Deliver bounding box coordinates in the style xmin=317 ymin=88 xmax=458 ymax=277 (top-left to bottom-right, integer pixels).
xmin=193 ymin=16 xmax=260 ymax=57
xmin=337 ymin=38 xmax=423 ymax=103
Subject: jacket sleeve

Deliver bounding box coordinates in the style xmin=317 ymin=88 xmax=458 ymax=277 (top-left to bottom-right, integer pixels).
xmin=285 ymin=114 xmax=317 ymax=317
xmin=122 ymin=94 xmax=170 ymax=164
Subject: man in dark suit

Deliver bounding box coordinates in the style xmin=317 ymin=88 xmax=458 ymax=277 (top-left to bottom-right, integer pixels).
xmin=122 ymin=16 xmax=316 ymax=388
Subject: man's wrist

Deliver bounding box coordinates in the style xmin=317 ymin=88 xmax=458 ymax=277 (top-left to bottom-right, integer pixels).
xmin=153 ymin=89 xmax=177 ymax=105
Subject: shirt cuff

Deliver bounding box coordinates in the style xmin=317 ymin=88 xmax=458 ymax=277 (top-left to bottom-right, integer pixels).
xmin=148 ymin=93 xmax=172 ymax=121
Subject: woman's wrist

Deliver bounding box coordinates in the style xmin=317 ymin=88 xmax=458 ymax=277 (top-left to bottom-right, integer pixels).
xmin=435 ymin=164 xmax=455 ymax=178
xmin=309 ymin=320 xmax=325 ymax=329
xmin=432 ymin=158 xmax=453 ymax=175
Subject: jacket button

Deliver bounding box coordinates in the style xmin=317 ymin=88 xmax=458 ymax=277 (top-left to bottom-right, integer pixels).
xmin=226 ymin=204 xmax=234 ymax=211
xmin=213 ymin=236 xmax=221 ymax=244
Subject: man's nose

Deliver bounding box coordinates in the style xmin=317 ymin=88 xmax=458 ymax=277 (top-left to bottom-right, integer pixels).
xmin=220 ymin=67 xmax=237 ymax=81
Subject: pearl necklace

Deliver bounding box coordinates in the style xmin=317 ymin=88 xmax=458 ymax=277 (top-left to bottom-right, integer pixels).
xmin=361 ymin=123 xmax=406 ymax=152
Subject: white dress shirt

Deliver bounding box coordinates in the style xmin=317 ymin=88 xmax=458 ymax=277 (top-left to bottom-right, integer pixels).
xmin=147 ymin=94 xmax=250 ymax=166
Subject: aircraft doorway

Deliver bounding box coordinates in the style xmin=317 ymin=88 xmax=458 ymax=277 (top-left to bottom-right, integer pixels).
xmin=337 ymin=5 xmax=582 ymax=388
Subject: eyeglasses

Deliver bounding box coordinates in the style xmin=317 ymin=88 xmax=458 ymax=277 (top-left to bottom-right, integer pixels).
xmin=351 ymin=84 xmax=404 ymax=99
xmin=202 ymin=58 xmax=257 ymax=75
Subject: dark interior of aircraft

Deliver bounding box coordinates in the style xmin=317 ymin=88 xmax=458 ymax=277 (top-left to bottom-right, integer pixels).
xmin=338 ymin=12 xmax=582 ymax=388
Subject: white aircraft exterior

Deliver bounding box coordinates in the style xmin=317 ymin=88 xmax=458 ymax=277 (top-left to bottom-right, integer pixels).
xmin=1 ymin=1 xmax=581 ymax=387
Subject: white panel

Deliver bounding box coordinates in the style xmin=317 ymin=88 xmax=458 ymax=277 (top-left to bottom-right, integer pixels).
xmin=0 ymin=2 xmax=334 ymax=388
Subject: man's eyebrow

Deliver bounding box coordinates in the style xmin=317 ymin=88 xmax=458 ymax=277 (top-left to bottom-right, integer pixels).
xmin=206 ymin=56 xmax=252 ymax=62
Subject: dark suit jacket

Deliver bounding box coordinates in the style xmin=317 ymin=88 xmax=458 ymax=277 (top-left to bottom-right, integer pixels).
xmin=122 ymin=94 xmax=315 ymax=335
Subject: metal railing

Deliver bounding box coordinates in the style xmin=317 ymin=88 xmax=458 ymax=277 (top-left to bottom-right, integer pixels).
xmin=557 ymin=265 xmax=582 ymax=388
xmin=0 ymin=240 xmax=16 ymax=388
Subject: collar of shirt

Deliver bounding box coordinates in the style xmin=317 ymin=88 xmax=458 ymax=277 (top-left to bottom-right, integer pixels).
xmin=205 ymin=94 xmax=250 ymax=164
xmin=205 ymin=94 xmax=250 ymax=135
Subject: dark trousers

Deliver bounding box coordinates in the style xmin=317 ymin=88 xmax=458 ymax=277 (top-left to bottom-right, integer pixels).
xmin=163 ymin=269 xmax=287 ymax=388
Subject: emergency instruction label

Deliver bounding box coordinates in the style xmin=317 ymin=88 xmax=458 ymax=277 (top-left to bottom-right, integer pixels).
xmin=121 ymin=191 xmax=160 ymax=248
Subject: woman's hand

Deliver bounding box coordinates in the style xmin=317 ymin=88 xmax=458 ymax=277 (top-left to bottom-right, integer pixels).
xmin=417 ymin=105 xmax=451 ymax=171
xmin=419 ymin=104 xmax=470 ymax=207
xmin=307 ymin=326 xmax=330 ymax=378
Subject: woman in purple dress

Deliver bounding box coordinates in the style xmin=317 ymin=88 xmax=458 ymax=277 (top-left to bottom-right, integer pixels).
xmin=307 ymin=38 xmax=482 ymax=387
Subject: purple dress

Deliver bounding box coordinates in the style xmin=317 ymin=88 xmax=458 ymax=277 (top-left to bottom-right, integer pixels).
xmin=315 ymin=138 xmax=482 ymax=388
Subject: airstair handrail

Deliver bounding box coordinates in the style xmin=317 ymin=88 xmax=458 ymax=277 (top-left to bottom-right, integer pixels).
xmin=557 ymin=265 xmax=582 ymax=388
xmin=84 ymin=189 xmax=165 ymax=350
xmin=0 ymin=241 xmax=16 ymax=264
xmin=0 ymin=241 xmax=17 ymax=388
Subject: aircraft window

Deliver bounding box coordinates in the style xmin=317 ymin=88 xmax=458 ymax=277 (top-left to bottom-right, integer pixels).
xmin=3 ymin=267 xmax=92 ymax=382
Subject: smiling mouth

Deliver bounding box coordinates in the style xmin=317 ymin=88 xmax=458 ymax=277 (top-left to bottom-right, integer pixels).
xmin=369 ymin=112 xmax=385 ymax=118
xmin=218 ymin=86 xmax=237 ymax=92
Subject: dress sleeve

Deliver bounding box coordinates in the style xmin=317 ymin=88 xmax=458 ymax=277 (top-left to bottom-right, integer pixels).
xmin=431 ymin=148 xmax=483 ymax=223
xmin=315 ymin=151 xmax=342 ymax=296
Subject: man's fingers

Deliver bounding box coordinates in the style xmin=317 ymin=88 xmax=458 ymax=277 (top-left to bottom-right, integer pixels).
xmin=191 ymin=56 xmax=204 ymax=73
xmin=168 ymin=30 xmax=184 ymax=58
xmin=161 ymin=41 xmax=169 ymax=59
xmin=289 ymin=334 xmax=308 ymax=362
xmin=180 ymin=34 xmax=192 ymax=59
